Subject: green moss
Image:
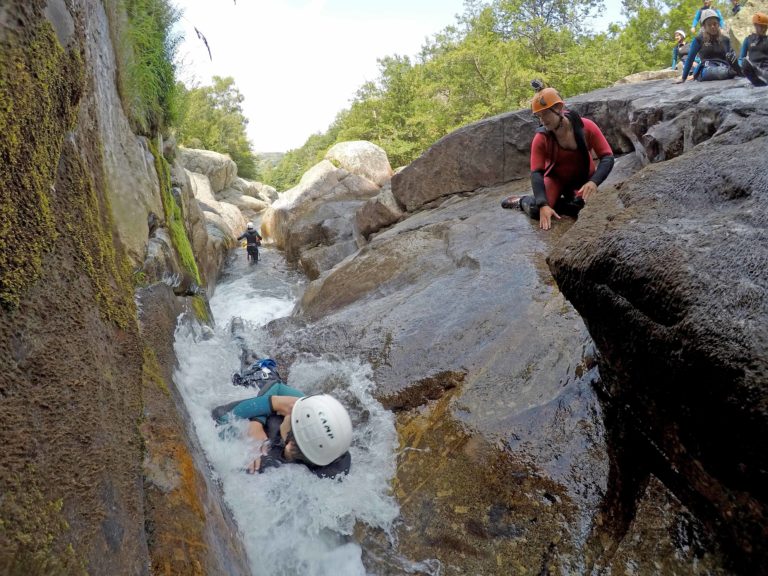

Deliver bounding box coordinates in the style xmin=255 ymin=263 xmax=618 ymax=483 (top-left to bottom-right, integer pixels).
xmin=190 ymin=294 xmax=210 ymax=323
xmin=148 ymin=141 xmax=202 ymax=285
xmin=61 ymin=144 xmax=137 ymax=329
xmin=0 ymin=22 xmax=84 ymax=309
xmin=142 ymin=346 xmax=169 ymax=395
xmin=0 ymin=471 xmax=86 ymax=576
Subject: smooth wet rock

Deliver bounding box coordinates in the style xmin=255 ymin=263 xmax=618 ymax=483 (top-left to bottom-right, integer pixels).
xmin=355 ymin=182 xmax=405 ymax=240
xmin=549 ymin=113 xmax=768 ymax=573
xmin=299 ymin=239 xmax=359 ymax=281
xmin=390 ymin=111 xmax=537 ymax=212
xmin=268 ymin=182 xmax=614 ymax=572
xmin=79 ymin=0 xmax=163 ymax=265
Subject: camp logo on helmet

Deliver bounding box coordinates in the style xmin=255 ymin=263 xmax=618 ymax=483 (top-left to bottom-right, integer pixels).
xmin=318 ymin=410 xmax=335 ymax=439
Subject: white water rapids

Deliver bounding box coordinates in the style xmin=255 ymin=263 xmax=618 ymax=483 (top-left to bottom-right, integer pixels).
xmin=171 ymin=246 xmax=434 ymax=575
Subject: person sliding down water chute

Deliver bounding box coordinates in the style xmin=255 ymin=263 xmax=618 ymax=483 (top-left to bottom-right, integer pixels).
xmin=679 ymin=9 xmax=741 ymax=82
xmin=212 ymin=361 xmax=353 ymax=479
xmin=500 ymin=84 xmax=615 ymax=231
xmin=237 ymin=222 xmax=262 ymax=263
xmin=739 ymin=12 xmax=768 ymax=86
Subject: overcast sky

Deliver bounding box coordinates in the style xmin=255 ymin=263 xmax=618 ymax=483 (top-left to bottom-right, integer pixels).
xmin=173 ymin=0 xmax=624 ymax=153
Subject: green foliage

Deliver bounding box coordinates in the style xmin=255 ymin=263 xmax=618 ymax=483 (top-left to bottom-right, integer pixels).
xmin=175 ymin=76 xmax=259 ymax=179
xmin=107 ymin=0 xmax=181 ymax=135
xmin=263 ymin=0 xmax=693 ymax=190
xmin=149 ymin=142 xmax=202 ymax=286
xmin=259 ymin=128 xmax=340 ymax=191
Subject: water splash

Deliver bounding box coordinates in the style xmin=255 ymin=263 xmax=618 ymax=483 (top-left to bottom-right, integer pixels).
xmin=172 ymin=249 xmax=400 ymax=575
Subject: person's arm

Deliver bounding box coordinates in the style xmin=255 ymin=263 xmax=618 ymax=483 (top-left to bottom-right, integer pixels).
xmin=691 ymin=9 xmax=701 ymax=33
xmin=270 ymin=395 xmax=299 ymax=417
xmin=680 ymin=37 xmax=701 ymax=81
xmin=672 ymin=45 xmax=679 ymax=69
xmin=236 ymin=232 xmax=246 ymax=241
xmin=718 ymin=9 xmax=725 ymax=28
xmin=529 ymin=133 xmax=549 ymax=207
xmin=575 ymin=120 xmax=614 ymax=201
xmin=585 ymin=121 xmax=614 ymax=187
xmin=739 ymin=37 xmax=749 ymax=66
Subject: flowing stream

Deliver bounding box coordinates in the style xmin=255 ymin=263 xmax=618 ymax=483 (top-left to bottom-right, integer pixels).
xmin=171 ymin=245 xmax=432 ymax=575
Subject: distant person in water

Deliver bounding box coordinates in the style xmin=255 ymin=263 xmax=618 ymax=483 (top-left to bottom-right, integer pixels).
xmin=212 ymin=359 xmax=353 ymax=479
xmin=739 ymin=12 xmax=768 ymax=86
xmin=500 ymin=85 xmax=615 ymax=231
xmin=679 ymin=9 xmax=741 ymax=82
xmin=237 ymin=221 xmax=262 ymax=263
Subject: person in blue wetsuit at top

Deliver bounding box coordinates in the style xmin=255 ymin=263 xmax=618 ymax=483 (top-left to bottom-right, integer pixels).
xmin=237 ymin=221 xmax=262 ymax=263
xmin=691 ymin=0 xmax=725 ymax=35
xmin=679 ymin=9 xmax=741 ymax=82
xmin=212 ymin=358 xmax=353 ymax=479
xmin=739 ymin=12 xmax=768 ymax=86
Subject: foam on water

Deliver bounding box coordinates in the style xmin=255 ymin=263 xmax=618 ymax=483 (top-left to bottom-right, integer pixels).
xmin=172 ymin=249 xmax=402 ymax=575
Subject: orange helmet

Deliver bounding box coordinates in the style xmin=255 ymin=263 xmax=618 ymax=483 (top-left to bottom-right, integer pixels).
xmin=753 ymin=12 xmax=768 ymax=25
xmin=531 ymin=88 xmax=564 ymax=114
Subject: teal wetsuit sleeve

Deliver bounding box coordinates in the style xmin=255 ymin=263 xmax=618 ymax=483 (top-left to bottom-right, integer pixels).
xmin=692 ymin=8 xmax=701 ymax=29
xmin=740 ymin=37 xmax=749 ymax=66
xmin=229 ymin=383 xmax=304 ymax=423
xmin=682 ymin=37 xmax=701 ymax=80
xmin=718 ymin=10 xmax=725 ymax=28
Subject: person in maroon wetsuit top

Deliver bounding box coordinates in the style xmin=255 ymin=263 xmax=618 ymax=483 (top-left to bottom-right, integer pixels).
xmin=501 ymin=87 xmax=614 ymax=230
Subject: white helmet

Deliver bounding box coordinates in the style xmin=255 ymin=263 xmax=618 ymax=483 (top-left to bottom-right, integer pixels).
xmin=246 ymin=222 xmax=254 ymax=230
xmin=674 ymin=29 xmax=686 ymax=39
xmin=290 ymin=394 xmax=352 ymax=466
xmin=700 ymin=9 xmax=719 ymax=25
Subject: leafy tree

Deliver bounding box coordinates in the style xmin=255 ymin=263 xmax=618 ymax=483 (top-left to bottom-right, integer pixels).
xmin=109 ymin=0 xmax=181 ymax=134
xmin=493 ymin=0 xmax=604 ymax=57
xmin=261 ymin=0 xmax=696 ymax=190
xmin=175 ymin=76 xmax=259 ymax=179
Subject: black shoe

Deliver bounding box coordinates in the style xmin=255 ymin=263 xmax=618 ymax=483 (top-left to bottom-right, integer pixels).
xmin=501 ymin=195 xmax=522 ymax=210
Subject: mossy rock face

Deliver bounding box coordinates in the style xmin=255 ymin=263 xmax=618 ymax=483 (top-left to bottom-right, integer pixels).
xmin=150 ymin=141 xmax=203 ymax=287
xmin=0 ymin=470 xmax=87 ymax=576
xmin=0 ymin=11 xmax=84 ymax=309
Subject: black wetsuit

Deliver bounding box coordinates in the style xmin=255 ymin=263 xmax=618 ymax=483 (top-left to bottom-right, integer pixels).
xmin=740 ymin=34 xmax=768 ymax=86
xmin=683 ymin=34 xmax=738 ymax=81
xmin=237 ymin=229 xmax=262 ymax=261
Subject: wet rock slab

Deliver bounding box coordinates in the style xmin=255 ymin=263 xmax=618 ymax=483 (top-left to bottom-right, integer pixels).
xmin=549 ymin=91 xmax=768 ymax=573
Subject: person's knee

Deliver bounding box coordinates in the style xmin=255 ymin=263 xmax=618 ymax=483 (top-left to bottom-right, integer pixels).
xmin=520 ymin=196 xmax=540 ymax=220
